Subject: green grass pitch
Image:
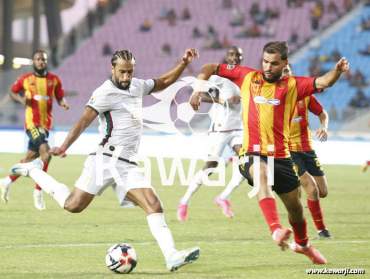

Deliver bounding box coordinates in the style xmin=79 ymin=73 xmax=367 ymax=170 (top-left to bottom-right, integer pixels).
xmin=0 ymin=153 xmax=369 ymax=278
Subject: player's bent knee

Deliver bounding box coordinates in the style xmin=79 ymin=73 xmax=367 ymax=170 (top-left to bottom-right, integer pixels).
xmin=145 ymin=198 xmax=163 ymax=214
xmin=319 ymin=189 xmax=328 ymax=198
xmin=64 ymin=202 xmax=86 ymax=213
xmin=306 ymin=187 xmax=319 ymax=199
xmin=64 ymin=197 xmax=89 ymax=213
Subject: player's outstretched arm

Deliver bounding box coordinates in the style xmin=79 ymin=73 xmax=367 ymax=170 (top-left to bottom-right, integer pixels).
xmin=50 ymin=107 xmax=98 ymax=157
xmin=315 ymin=57 xmax=349 ymax=89
xmin=152 ymin=48 xmax=199 ymax=92
xmin=316 ymin=110 xmax=329 ymax=142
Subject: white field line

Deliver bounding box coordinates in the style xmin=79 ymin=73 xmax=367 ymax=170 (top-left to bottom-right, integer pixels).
xmin=0 ymin=239 xmax=368 ymax=250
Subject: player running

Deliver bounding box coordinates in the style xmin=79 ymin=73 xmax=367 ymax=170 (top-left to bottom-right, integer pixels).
xmin=285 ymin=65 xmax=331 ymax=239
xmin=190 ymin=41 xmax=349 ymax=264
xmin=177 ymin=46 xmax=245 ymax=221
xmin=10 ymin=48 xmax=200 ymax=271
xmin=0 ymin=49 xmax=69 ymax=210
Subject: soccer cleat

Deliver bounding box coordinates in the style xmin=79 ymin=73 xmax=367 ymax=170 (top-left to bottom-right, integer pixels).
xmin=166 ymin=247 xmax=200 ymax=272
xmin=33 ymin=189 xmax=46 ymax=210
xmin=177 ymin=204 xmax=188 ymax=222
xmin=272 ymin=228 xmax=292 ymax=251
xmin=289 ymin=242 xmax=327 ymax=264
xmin=10 ymin=158 xmax=44 ymax=177
xmin=318 ymin=229 xmax=331 ymax=239
xmin=214 ymin=196 xmax=234 ymax=218
xmin=0 ymin=178 xmax=11 ymax=203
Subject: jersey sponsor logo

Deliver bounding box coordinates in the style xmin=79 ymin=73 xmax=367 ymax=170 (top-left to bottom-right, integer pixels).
xmin=33 ymin=95 xmax=50 ymax=101
xmin=253 ymin=96 xmax=281 ymax=106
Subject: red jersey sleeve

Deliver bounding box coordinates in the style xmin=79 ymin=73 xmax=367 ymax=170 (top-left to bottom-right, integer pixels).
xmin=308 ymin=95 xmax=323 ymax=116
xmin=294 ymin=76 xmax=322 ymax=100
xmin=217 ymin=64 xmax=254 ymax=88
xmin=54 ymin=75 xmax=65 ymax=101
xmin=11 ymin=74 xmax=27 ymax=93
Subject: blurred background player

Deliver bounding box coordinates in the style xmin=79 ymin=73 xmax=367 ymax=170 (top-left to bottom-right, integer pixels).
xmin=285 ymin=65 xmax=331 ymax=239
xmin=10 ymin=48 xmax=200 ymax=272
xmin=177 ymin=46 xmax=245 ymax=221
xmin=190 ymin=41 xmax=349 ymax=264
xmin=0 ymin=49 xmax=69 ymax=210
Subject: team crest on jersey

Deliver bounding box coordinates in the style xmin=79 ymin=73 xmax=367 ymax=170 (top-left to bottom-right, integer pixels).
xmin=250 ymin=75 xmax=262 ymax=95
xmin=226 ymin=64 xmax=235 ymax=70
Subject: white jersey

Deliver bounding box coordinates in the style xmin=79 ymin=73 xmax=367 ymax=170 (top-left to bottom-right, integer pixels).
xmin=86 ymin=78 xmax=155 ymax=160
xmin=208 ymin=75 xmax=242 ymax=132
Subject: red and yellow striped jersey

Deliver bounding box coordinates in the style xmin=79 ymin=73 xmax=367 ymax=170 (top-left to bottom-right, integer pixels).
xmin=218 ymin=64 xmax=320 ymax=158
xmin=11 ymin=72 xmax=64 ymax=130
xmin=289 ymin=95 xmax=323 ymax=152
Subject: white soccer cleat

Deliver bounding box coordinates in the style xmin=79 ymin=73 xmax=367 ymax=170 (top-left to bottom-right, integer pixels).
xmin=10 ymin=159 xmax=44 ymax=177
xmin=33 ymin=189 xmax=46 ymax=210
xmin=0 ymin=178 xmax=11 ymax=203
xmin=166 ymin=247 xmax=200 ymax=272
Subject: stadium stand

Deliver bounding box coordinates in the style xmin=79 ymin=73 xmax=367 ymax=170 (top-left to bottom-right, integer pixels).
xmin=293 ymin=3 xmax=370 ymax=130
xmin=52 ymin=0 xmax=357 ymax=127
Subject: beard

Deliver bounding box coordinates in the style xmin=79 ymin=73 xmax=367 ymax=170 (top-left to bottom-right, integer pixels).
xmin=262 ymin=72 xmax=282 ymax=83
xmin=117 ymin=81 xmax=130 ymax=90
xmin=33 ymin=66 xmax=47 ymax=76
xmin=112 ymin=78 xmax=130 ymax=90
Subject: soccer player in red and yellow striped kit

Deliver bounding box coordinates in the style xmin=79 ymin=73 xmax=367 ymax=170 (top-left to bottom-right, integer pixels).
xmin=0 ymin=49 xmax=69 ymax=210
xmin=190 ymin=41 xmax=349 ymax=264
xmin=286 ymin=65 xmax=331 ymax=239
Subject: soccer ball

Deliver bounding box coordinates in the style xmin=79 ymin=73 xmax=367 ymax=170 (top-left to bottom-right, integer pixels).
xmin=105 ymin=243 xmax=137 ymax=274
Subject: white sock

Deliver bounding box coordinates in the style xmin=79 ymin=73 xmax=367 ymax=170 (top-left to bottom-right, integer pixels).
xmin=219 ymin=172 xmax=244 ymax=200
xmin=180 ymin=170 xmax=204 ymax=205
xmin=147 ymin=213 xmax=177 ymax=261
xmin=29 ymin=168 xmax=70 ymax=208
xmin=2 ymin=176 xmax=12 ymax=186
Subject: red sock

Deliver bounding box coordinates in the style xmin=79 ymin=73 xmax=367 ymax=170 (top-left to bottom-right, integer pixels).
xmin=259 ymin=197 xmax=282 ymax=233
xmin=307 ymin=199 xmax=326 ymax=231
xmin=289 ymin=218 xmax=308 ymax=247
xmin=9 ymin=175 xmax=19 ymax=182
xmin=367 ymin=161 xmax=370 ymax=166
xmin=35 ymin=160 xmax=49 ymax=191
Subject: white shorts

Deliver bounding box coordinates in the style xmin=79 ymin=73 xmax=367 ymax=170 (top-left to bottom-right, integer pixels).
xmin=207 ymin=130 xmax=243 ymax=160
xmin=75 ymin=155 xmax=152 ymax=207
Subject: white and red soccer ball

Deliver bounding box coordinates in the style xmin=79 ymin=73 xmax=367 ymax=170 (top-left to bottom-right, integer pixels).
xmin=105 ymin=243 xmax=137 ymax=274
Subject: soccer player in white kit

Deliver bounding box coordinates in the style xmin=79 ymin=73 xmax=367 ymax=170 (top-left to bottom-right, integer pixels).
xmin=11 ymin=49 xmax=200 ymax=272
xmin=177 ymin=47 xmax=246 ymax=221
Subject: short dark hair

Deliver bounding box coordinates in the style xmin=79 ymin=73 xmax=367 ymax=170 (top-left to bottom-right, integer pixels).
xmin=111 ymin=50 xmax=135 ymax=66
xmin=229 ymin=45 xmax=243 ymax=55
xmin=263 ymin=41 xmax=288 ymax=60
xmin=32 ymin=49 xmax=47 ymax=58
